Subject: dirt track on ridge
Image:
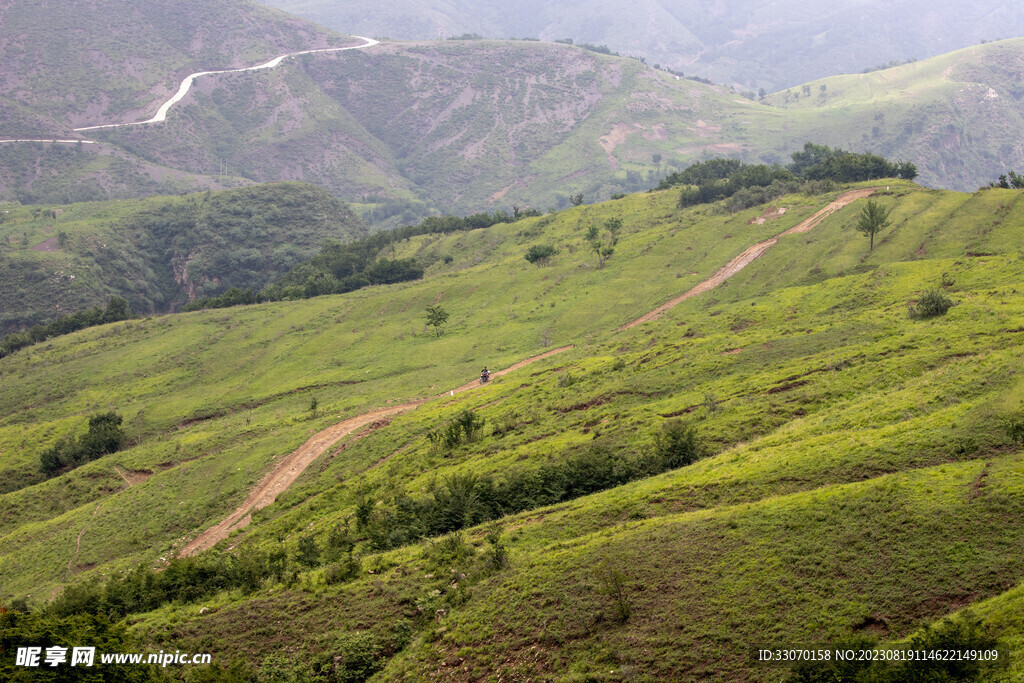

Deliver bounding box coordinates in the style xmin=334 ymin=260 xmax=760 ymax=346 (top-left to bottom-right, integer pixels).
xmin=179 ymin=346 xmax=574 ymax=556
xmin=618 ymin=188 xmax=876 ymax=330
xmin=180 ymin=189 xmax=874 ymax=556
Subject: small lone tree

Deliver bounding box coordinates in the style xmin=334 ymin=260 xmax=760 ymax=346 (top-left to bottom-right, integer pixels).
xmin=569 ymin=193 xmax=585 ymax=206
xmin=896 ymin=160 xmax=918 ymax=181
xmin=854 ymin=199 xmax=892 ymax=251
xmin=424 ymin=305 xmax=449 ymax=337
xmin=585 ymin=218 xmax=621 ymax=268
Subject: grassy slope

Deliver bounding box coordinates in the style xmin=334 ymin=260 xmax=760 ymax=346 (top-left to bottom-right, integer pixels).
xmin=765 ymin=38 xmax=1024 ymax=191
xmin=0 ymin=182 xmax=368 ymax=335
xmin=3 ymin=181 xmax=1024 ymax=678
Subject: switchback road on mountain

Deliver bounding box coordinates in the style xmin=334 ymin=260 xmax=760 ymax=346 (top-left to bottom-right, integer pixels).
xmin=75 ymin=35 xmax=379 ymax=132
xmin=180 ymin=189 xmax=876 ymax=556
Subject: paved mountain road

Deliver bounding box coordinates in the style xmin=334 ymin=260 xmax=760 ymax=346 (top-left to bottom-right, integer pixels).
xmin=0 ymin=36 xmax=379 ymax=143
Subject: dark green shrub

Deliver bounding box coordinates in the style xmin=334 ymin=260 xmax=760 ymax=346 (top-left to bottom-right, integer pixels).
xmin=1005 ymin=411 xmax=1024 ymax=446
xmin=524 ymin=244 xmax=559 ymax=265
xmin=653 ymin=419 xmax=703 ymax=468
xmin=909 ymin=289 xmax=954 ymax=318
xmin=294 ymin=534 xmax=321 ymax=569
xmin=325 ymin=554 xmax=361 ymax=585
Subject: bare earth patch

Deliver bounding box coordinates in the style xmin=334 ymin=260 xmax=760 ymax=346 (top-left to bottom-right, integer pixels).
xmin=747 ymin=206 xmax=787 ymax=225
xmin=31 ymin=236 xmax=59 ymax=252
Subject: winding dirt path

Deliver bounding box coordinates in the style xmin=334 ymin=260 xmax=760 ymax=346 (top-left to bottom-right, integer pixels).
xmin=617 ymin=188 xmax=876 ymax=330
xmin=179 ymin=346 xmax=574 ymax=556
xmin=181 ymin=189 xmax=875 ymax=556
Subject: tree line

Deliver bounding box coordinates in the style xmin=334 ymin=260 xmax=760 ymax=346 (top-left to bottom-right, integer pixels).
xmin=657 ymin=143 xmax=918 ymax=211
xmin=0 ymin=296 xmax=130 ymax=359
xmin=359 ymin=418 xmax=704 ymax=552
xmin=188 ymin=209 xmax=536 ymax=310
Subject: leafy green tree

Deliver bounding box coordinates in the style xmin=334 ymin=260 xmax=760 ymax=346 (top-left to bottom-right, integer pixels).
xmin=853 ymin=199 xmax=893 ymax=251
xmin=295 ymin=534 xmax=321 ymax=569
xmin=569 ymin=193 xmax=584 ymax=206
xmin=896 ymin=159 xmax=919 ymax=180
xmin=103 ymin=296 xmax=130 ymax=323
xmin=585 ymin=219 xmax=620 ymax=268
xmin=78 ymin=412 xmax=125 ymax=459
xmin=524 ymin=244 xmax=558 ymax=265
xmin=424 ymin=305 xmax=449 ymax=337
xmin=40 ymin=412 xmax=125 ymax=476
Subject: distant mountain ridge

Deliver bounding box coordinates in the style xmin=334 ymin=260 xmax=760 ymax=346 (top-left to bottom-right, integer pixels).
xmin=256 ymin=0 xmax=1024 ymax=91
xmin=2 ymin=0 xmax=1024 ymax=213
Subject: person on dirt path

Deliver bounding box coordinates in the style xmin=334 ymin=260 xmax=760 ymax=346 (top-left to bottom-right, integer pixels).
xmin=480 ymin=367 xmax=491 ymax=383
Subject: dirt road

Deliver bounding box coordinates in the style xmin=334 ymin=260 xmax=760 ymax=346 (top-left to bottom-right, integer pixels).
xmin=618 ymin=188 xmax=876 ymax=330
xmin=181 ymin=189 xmax=875 ymax=556
xmin=179 ymin=346 xmax=574 ymax=556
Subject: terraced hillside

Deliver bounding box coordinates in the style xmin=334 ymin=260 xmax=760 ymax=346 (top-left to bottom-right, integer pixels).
xmin=2 ymin=180 xmax=1023 ymax=679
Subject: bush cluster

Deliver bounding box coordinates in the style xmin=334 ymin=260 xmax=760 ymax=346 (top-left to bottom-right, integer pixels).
xmin=47 ymin=524 xmax=362 ymax=622
xmin=361 ymin=421 xmax=705 ymax=551
xmin=0 ymin=296 xmax=130 ymax=358
xmin=426 ymin=409 xmax=486 ymax=451
xmin=39 ymin=412 xmax=126 ymax=476
xmin=658 ymin=143 xmax=917 ymax=212
xmin=908 ymin=289 xmax=954 ymax=319
xmin=190 ymin=209 xmax=531 ymax=311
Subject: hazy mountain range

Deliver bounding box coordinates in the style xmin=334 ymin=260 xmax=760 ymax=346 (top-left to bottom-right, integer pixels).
xmin=256 ymin=0 xmax=1024 ymax=90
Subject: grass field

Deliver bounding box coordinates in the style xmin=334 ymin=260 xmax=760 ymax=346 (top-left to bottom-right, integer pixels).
xmin=2 ymin=180 xmax=1024 ymax=679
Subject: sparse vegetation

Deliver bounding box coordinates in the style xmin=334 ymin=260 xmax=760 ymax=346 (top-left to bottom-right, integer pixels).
xmin=4 ymin=181 xmax=1024 ymax=681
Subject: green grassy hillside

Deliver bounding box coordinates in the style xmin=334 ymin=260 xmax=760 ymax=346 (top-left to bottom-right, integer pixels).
xmin=766 ymin=38 xmax=1024 ymax=192
xmin=2 ymin=180 xmax=1024 ymax=679
xmin=0 ymin=182 xmax=367 ymax=335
